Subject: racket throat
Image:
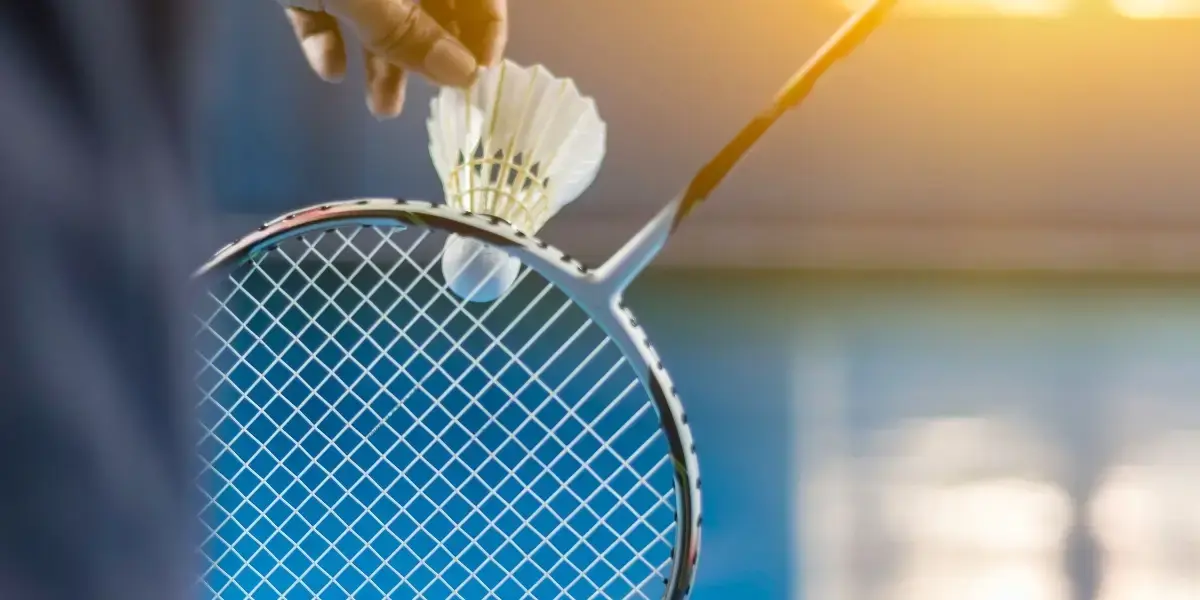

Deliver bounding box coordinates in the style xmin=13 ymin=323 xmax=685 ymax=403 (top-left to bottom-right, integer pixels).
xmin=595 ymin=196 xmax=681 ymax=294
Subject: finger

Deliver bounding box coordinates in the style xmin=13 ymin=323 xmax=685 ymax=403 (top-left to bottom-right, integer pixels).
xmin=322 ymin=0 xmax=477 ymax=87
xmin=285 ymin=8 xmax=348 ymax=83
xmin=420 ymin=0 xmax=461 ymax=38
xmin=456 ymin=0 xmax=507 ymax=66
xmin=364 ymin=50 xmax=409 ymax=119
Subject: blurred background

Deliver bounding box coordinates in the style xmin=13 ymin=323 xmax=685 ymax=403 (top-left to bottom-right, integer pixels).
xmin=195 ymin=0 xmax=1200 ymax=597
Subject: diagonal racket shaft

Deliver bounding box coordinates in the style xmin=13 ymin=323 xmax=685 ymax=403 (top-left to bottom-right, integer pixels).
xmin=679 ymin=0 xmax=899 ymax=222
xmin=597 ymin=0 xmax=898 ymax=292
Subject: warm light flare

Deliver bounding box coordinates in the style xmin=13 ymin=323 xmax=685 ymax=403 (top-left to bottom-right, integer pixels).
xmin=1112 ymin=0 xmax=1200 ymax=18
xmin=842 ymin=0 xmax=1073 ymax=17
xmin=842 ymin=0 xmax=1200 ymax=16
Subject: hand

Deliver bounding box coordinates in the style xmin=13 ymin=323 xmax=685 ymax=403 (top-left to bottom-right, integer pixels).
xmin=280 ymin=0 xmax=508 ymax=119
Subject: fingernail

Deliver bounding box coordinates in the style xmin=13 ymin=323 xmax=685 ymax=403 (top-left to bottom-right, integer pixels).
xmin=301 ymin=33 xmax=344 ymax=82
xmin=424 ymin=39 xmax=478 ymax=87
xmin=368 ymin=81 xmax=405 ymax=119
xmin=366 ymin=59 xmax=404 ymax=119
xmin=367 ymin=94 xmax=401 ymax=120
xmin=485 ymin=38 xmax=505 ymax=67
xmin=481 ymin=25 xmax=507 ymax=67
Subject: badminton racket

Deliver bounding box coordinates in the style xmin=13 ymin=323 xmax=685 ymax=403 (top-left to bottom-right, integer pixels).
xmin=193 ymin=1 xmax=896 ymax=598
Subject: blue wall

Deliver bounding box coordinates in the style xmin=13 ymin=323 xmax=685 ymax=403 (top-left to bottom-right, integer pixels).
xmin=631 ymin=272 xmax=1200 ymax=599
xmin=627 ymin=274 xmax=795 ymax=598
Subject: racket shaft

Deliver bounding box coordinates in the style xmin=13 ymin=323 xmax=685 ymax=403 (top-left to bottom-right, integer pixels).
xmin=600 ymin=0 xmax=898 ymax=290
xmin=685 ymin=0 xmax=898 ymax=214
xmin=680 ymin=0 xmax=898 ymax=219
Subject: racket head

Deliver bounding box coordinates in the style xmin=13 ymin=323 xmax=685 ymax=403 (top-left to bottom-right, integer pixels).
xmin=193 ymin=199 xmax=702 ymax=599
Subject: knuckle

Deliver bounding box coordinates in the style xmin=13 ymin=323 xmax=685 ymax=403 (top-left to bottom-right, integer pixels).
xmin=372 ymin=6 xmax=431 ymax=63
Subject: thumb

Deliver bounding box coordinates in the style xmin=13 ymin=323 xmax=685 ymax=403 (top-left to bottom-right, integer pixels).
xmin=321 ymin=0 xmax=478 ymax=87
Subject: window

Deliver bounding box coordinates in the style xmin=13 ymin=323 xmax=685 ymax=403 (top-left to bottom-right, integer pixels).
xmin=878 ymin=419 xmax=1072 ymax=600
xmin=1092 ymin=432 xmax=1200 ymax=600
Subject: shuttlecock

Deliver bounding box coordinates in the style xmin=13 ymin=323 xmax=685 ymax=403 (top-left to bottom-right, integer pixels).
xmin=428 ymin=59 xmax=606 ymax=303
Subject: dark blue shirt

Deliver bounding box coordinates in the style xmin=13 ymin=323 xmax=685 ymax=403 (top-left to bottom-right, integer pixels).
xmin=0 ymin=2 xmax=201 ymax=598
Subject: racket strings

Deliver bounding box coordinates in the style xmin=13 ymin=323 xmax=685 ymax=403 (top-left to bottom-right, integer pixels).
xmin=253 ymin=229 xmax=671 ymax=572
xmin=279 ymin=230 xmax=672 ymax=593
xmin=199 ymin=230 xmax=495 ymax=596
xmin=194 ymin=225 xmax=678 ymax=599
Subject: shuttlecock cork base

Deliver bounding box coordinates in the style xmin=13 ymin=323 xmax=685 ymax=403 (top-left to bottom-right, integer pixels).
xmin=428 ymin=59 xmax=606 ymax=303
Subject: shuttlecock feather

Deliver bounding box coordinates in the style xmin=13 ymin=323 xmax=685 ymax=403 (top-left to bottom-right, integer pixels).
xmin=428 ymin=59 xmax=606 ymax=302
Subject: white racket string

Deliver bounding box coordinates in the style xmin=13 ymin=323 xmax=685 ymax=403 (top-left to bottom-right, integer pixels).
xmin=230 ymin=232 xmax=576 ymax=597
xmin=195 ymin=224 xmax=678 ymax=599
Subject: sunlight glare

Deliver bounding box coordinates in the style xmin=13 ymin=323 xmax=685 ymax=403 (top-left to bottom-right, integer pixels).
xmin=842 ymin=0 xmax=1073 ymax=17
xmin=1112 ymin=0 xmax=1200 ymax=18
xmin=879 ymin=418 xmax=1070 ymax=600
xmin=1091 ymin=431 xmax=1200 ymax=600
xmin=841 ymin=0 xmax=1200 ymax=16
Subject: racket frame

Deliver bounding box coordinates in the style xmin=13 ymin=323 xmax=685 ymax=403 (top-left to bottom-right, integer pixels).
xmin=197 ymin=199 xmax=704 ymax=599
